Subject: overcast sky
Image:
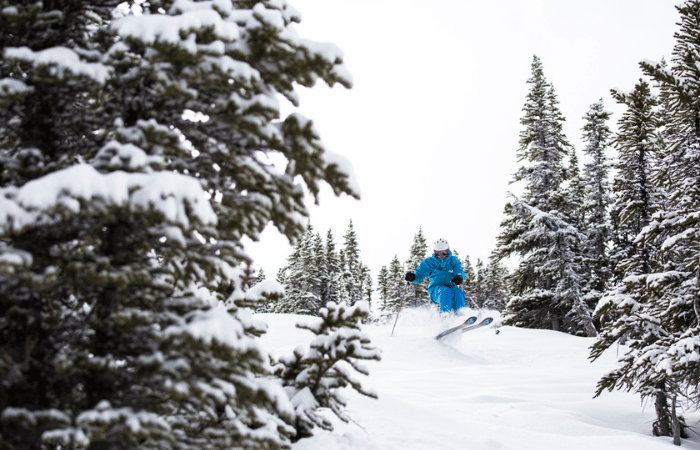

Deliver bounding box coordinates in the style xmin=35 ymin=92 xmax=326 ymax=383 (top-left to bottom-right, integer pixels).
xmin=244 ymin=0 xmax=680 ymax=280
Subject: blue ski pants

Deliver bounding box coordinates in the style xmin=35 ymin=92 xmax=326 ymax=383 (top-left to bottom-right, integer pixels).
xmin=430 ymin=285 xmax=466 ymax=313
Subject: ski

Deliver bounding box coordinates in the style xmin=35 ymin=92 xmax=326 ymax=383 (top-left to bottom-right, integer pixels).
xmin=435 ymin=316 xmax=477 ymax=340
xmin=459 ymin=317 xmax=493 ymax=333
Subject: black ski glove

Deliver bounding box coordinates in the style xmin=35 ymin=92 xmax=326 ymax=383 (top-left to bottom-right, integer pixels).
xmin=451 ymin=275 xmax=463 ymax=285
xmin=405 ymin=272 xmax=416 ymax=282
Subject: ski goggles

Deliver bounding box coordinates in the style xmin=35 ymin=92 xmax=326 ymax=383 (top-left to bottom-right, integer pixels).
xmin=434 ymin=250 xmax=449 ymax=257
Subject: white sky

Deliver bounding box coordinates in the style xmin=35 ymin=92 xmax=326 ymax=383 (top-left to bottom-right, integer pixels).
xmin=244 ymin=0 xmax=680 ymax=280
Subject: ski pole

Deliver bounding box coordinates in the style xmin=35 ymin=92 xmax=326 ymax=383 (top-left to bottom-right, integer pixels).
xmin=461 ymin=286 xmax=482 ymax=316
xmin=391 ymin=281 xmax=409 ymax=336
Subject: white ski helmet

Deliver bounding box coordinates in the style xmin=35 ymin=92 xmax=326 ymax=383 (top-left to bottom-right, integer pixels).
xmin=434 ymin=238 xmax=449 ymax=251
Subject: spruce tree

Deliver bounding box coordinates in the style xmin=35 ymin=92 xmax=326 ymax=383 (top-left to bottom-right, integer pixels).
xmin=312 ymin=231 xmax=327 ymax=303
xmin=335 ymin=249 xmax=349 ymax=305
xmin=253 ymin=268 xmax=274 ymax=312
xmin=593 ymin=2 xmax=700 ymax=438
xmin=499 ymin=198 xmax=594 ymax=335
xmin=580 ymin=100 xmax=613 ymax=308
xmin=590 ymin=80 xmax=666 ymax=437
xmin=278 ymin=224 xmax=324 ymax=315
xmin=0 ymin=1 xmax=357 ymax=448
xmin=592 ymin=81 xmax=661 ymax=363
xmin=376 ymin=265 xmax=390 ymax=312
xmin=473 ymin=258 xmax=487 ymax=308
xmin=607 ymin=81 xmax=661 ymax=279
xmin=273 ymin=301 xmax=380 ymax=441
xmin=496 ymin=55 xmax=595 ymax=336
xmin=565 ymin=149 xmax=586 ymax=229
xmin=341 ymin=221 xmax=363 ymax=306
xmin=324 ymin=229 xmax=341 ymax=305
xmin=513 ymin=59 xmax=570 ymax=213
xmin=361 ymin=264 xmax=373 ymax=307
xmin=386 ymin=255 xmax=405 ymax=312
xmin=405 ymin=227 xmax=429 ymax=307
xmin=482 ymin=258 xmax=510 ymax=311
xmin=277 ymin=267 xmax=287 ymax=285
xmin=277 ymin=233 xmax=300 ymax=313
xmin=649 ymin=58 xmax=673 ymax=196
xmin=461 ymin=255 xmax=477 ymax=307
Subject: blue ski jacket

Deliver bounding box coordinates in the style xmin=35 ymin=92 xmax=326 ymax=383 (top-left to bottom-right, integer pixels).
xmin=411 ymin=251 xmax=466 ymax=290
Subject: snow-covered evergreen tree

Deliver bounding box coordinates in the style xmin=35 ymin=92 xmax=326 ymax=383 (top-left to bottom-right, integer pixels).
xmin=473 ymin=258 xmax=487 ymax=307
xmin=461 ymin=254 xmax=477 ymax=307
xmin=607 ymin=81 xmax=661 ymax=281
xmin=277 ymin=267 xmax=286 ymax=284
xmin=376 ymin=265 xmax=390 ymax=312
xmin=482 ymin=257 xmax=510 ymax=311
xmin=0 ymin=1 xmax=357 ymax=448
xmin=565 ymin=149 xmax=587 ymax=230
xmin=499 ymin=198 xmax=595 ymax=336
xmin=312 ymin=231 xmax=328 ymax=302
xmin=361 ymin=264 xmax=373 ymax=307
xmin=590 ymin=79 xmax=667 ymax=437
xmin=593 ymin=2 xmax=700 ymax=438
xmin=592 ymin=81 xmax=662 ymax=357
xmin=252 ymin=268 xmax=275 ymax=312
xmin=276 ymin=222 xmax=369 ymax=315
xmin=510 ymin=58 xmax=570 ymax=213
xmin=273 ymin=301 xmax=380 ymax=441
xmin=496 ymin=55 xmax=595 ymax=336
xmin=649 ymin=58 xmax=673 ymax=197
xmin=470 ymin=257 xmax=509 ymax=311
xmin=462 ymin=254 xmax=476 ymax=293
xmin=405 ymin=227 xmax=429 ymax=307
xmin=340 ymin=221 xmax=364 ymax=306
xmin=385 ymin=255 xmax=405 ymax=312
xmin=335 ymin=249 xmax=350 ymax=305
xmin=579 ymin=100 xmax=613 ymax=309
xmin=324 ymin=229 xmax=341 ymax=305
xmin=278 ymin=224 xmax=324 ymax=314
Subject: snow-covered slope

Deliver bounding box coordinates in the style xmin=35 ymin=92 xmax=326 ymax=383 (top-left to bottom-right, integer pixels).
xmin=258 ymin=307 xmax=700 ymax=450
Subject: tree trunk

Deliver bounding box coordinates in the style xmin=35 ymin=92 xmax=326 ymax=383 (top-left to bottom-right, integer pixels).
xmin=551 ymin=317 xmax=561 ymax=332
xmin=583 ymin=318 xmax=598 ymax=338
xmin=654 ymin=384 xmax=671 ymax=437
xmin=672 ymin=395 xmax=681 ymax=446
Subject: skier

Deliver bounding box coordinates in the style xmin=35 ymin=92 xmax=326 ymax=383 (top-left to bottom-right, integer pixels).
xmin=404 ymin=238 xmax=466 ymax=313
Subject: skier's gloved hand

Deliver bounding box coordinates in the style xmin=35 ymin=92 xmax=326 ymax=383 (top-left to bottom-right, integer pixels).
xmin=405 ymin=272 xmax=416 ymax=282
xmin=451 ymin=275 xmax=463 ymax=285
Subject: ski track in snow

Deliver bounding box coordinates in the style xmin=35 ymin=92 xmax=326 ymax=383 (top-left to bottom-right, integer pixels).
xmin=258 ymin=308 xmax=700 ymax=450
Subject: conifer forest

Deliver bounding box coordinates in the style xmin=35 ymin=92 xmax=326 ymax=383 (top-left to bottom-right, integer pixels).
xmin=2 ymin=1 xmax=700 ymax=448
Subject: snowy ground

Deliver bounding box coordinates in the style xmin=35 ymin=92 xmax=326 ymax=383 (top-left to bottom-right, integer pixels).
xmin=258 ymin=307 xmax=700 ymax=450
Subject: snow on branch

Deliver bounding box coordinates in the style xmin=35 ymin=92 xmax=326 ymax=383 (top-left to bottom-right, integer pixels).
xmin=164 ymin=306 xmax=247 ymax=349
xmin=111 ymin=6 xmax=239 ymax=54
xmin=4 ymin=47 xmax=112 ymax=84
xmin=0 ymin=78 xmax=34 ymax=99
xmin=323 ymin=150 xmax=361 ymax=199
xmin=0 ymin=164 xmax=216 ymax=236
